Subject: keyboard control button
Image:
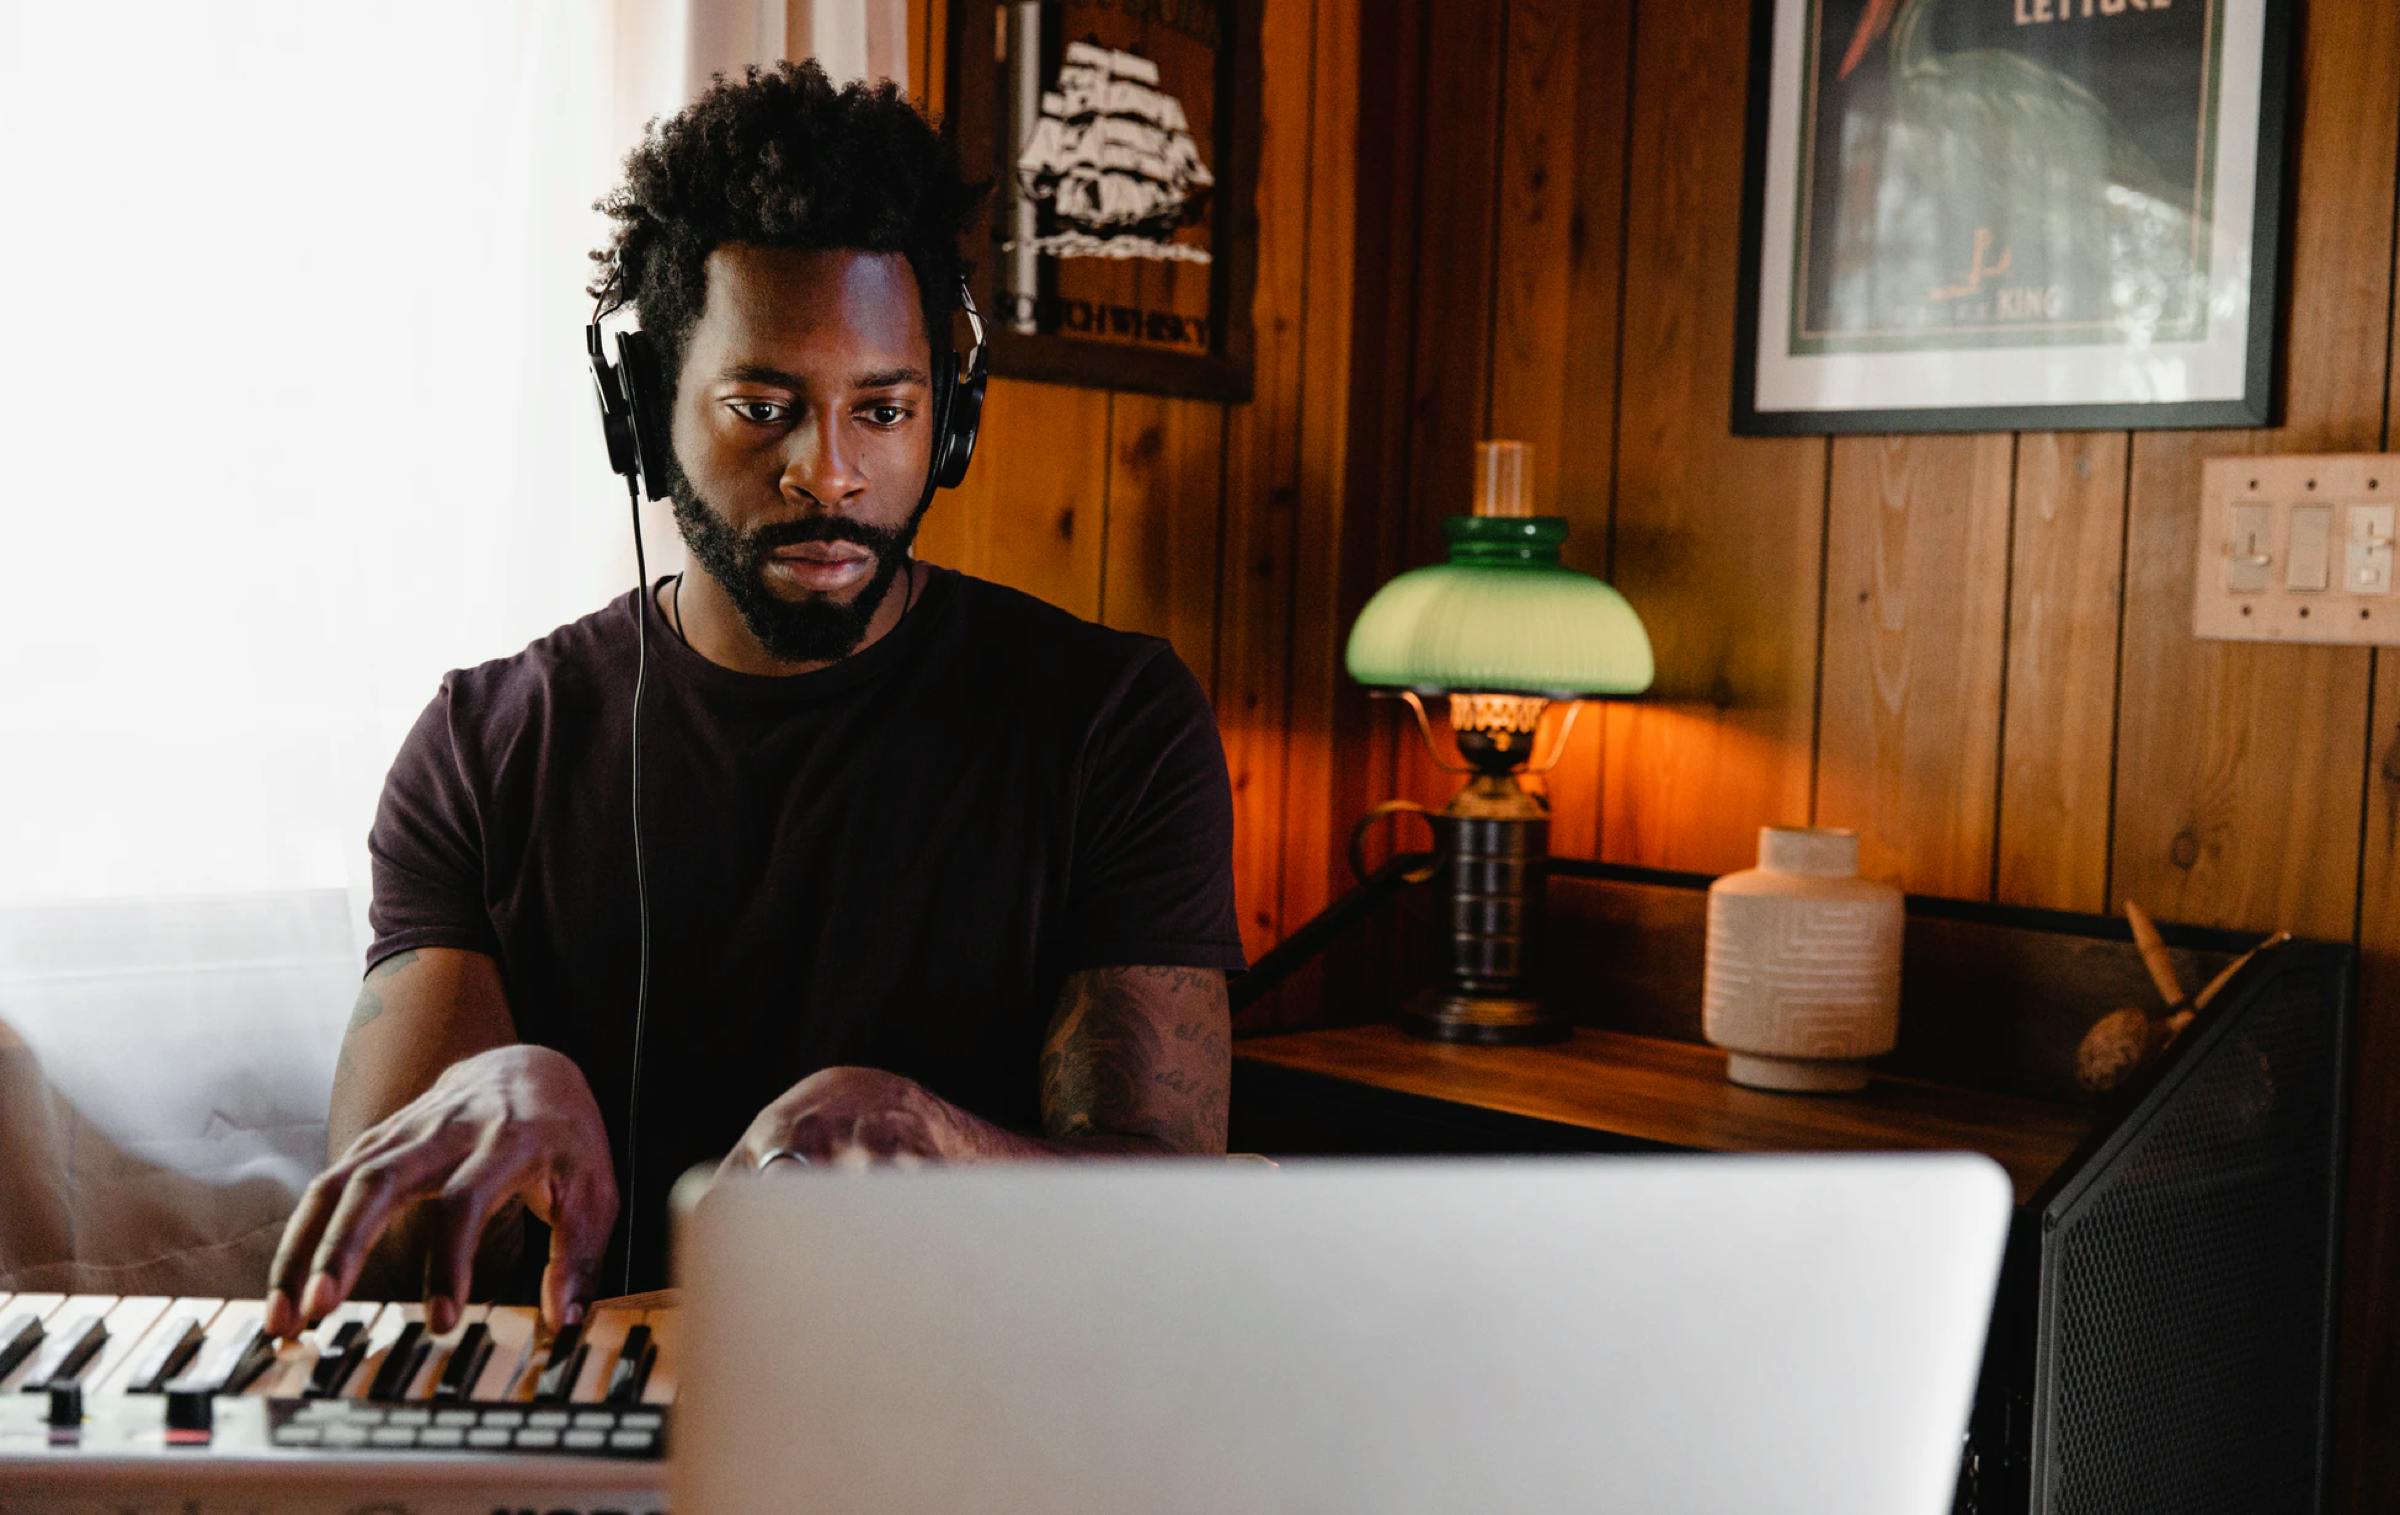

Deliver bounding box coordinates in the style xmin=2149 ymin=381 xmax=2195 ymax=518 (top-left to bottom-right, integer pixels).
xmin=565 ymin=1428 xmax=607 ymax=1449
xmin=323 ymin=1424 xmax=371 ymax=1448
xmin=609 ymin=1428 xmax=658 ymax=1452
xmin=271 ymin=1426 xmax=324 ymax=1446
xmin=573 ymin=1411 xmax=615 ymax=1428
xmin=479 ymin=1408 xmax=525 ymax=1427
xmin=370 ymin=1427 xmax=418 ymax=1448
xmin=434 ymin=1408 xmax=478 ymax=1426
xmin=467 ymin=1427 xmax=513 ymax=1449
xmin=388 ymin=1408 xmax=432 ymax=1426
xmin=527 ymin=1410 xmax=571 ymax=1428
xmin=340 ymin=1405 xmax=387 ymax=1425
xmin=515 ymin=1428 xmax=561 ymax=1449
xmin=619 ymin=1411 xmax=664 ymax=1428
xmin=419 ymin=1427 xmax=466 ymax=1448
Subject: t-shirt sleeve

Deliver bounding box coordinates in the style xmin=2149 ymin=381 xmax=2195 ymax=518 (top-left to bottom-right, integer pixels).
xmin=364 ymin=677 xmax=501 ymax=971
xmin=1062 ymin=644 xmax=1248 ymax=974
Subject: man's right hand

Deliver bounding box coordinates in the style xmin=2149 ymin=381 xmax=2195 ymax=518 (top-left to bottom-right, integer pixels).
xmin=264 ymin=1043 xmax=618 ymax=1339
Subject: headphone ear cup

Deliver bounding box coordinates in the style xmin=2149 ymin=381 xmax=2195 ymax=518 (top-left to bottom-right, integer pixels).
xmin=616 ymin=329 xmax=674 ymax=502
xmin=588 ymin=321 xmax=640 ymax=481
xmin=935 ymin=343 xmax=986 ymax=492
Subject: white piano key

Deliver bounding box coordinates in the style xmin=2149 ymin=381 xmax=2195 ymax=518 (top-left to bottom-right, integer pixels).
xmin=637 ymin=1305 xmax=677 ymax=1405
xmin=174 ymin=1298 xmax=268 ymax=1393
xmin=250 ymin=1298 xmax=380 ymax=1398
xmin=348 ymin=1302 xmax=426 ymax=1400
xmin=400 ymin=1301 xmax=485 ymax=1401
xmin=0 ymin=1294 xmax=93 ymax=1391
xmin=470 ymin=1305 xmax=542 ymax=1402
xmin=69 ymin=1295 xmax=171 ymax=1392
xmin=91 ymin=1298 xmax=223 ymax=1394
xmin=565 ymin=1306 xmax=639 ymax=1403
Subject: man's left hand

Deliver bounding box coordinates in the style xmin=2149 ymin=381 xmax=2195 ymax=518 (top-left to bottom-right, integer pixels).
xmin=721 ymin=1065 xmax=977 ymax=1172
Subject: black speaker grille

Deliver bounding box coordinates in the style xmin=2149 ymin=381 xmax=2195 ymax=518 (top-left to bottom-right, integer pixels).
xmin=2042 ymin=969 xmax=2340 ymax=1514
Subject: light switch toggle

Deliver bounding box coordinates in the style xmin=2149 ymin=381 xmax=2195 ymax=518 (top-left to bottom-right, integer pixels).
xmin=2225 ymin=502 xmax=2271 ymax=593
xmin=2287 ymin=504 xmax=2333 ymax=592
xmin=2349 ymin=504 xmax=2395 ymax=595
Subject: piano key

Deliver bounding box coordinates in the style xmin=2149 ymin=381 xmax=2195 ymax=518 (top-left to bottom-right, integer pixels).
xmin=99 ymin=1299 xmax=219 ymax=1395
xmin=366 ymin=1320 xmax=427 ymax=1402
xmin=264 ymin=1300 xmax=363 ymax=1399
xmin=0 ymin=1311 xmax=50 ymax=1389
xmin=402 ymin=1303 xmax=485 ymax=1401
xmin=14 ymin=1297 xmax=113 ymax=1392
xmin=342 ymin=1304 xmax=424 ymax=1401
xmin=468 ymin=1306 xmax=541 ymax=1402
xmin=565 ymin=1307 xmax=639 ymax=1404
xmin=433 ymin=1319 xmax=491 ymax=1401
xmin=165 ymin=1299 xmax=266 ymax=1394
xmin=637 ymin=1305 xmax=678 ymax=1405
xmin=19 ymin=1312 xmax=107 ymax=1392
xmin=604 ymin=1323 xmax=655 ymax=1405
xmin=70 ymin=1296 xmax=170 ymax=1396
xmin=531 ymin=1321 xmax=585 ymax=1403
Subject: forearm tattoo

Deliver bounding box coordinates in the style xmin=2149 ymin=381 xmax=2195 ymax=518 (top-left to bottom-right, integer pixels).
xmin=1040 ymin=966 xmax=1230 ymax=1155
xmin=333 ymin=948 xmax=419 ymax=1100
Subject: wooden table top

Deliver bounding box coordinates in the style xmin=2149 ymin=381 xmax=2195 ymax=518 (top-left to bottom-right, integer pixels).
xmin=1234 ymin=1024 xmax=2095 ymax=1203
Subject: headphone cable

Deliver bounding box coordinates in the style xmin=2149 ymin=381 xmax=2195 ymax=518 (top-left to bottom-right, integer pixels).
xmin=620 ymin=470 xmax=653 ymax=1298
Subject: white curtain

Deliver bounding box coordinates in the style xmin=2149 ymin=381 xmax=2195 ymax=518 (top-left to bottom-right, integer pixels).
xmin=0 ymin=0 xmax=886 ymax=1292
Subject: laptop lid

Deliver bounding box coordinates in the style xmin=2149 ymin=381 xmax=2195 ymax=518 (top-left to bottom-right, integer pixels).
xmin=672 ymin=1153 xmax=2010 ymax=1514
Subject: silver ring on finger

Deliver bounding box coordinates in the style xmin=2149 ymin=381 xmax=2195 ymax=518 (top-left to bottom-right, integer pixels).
xmin=756 ymin=1147 xmax=810 ymax=1174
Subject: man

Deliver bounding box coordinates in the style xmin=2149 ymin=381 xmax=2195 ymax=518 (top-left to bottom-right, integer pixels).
xmin=263 ymin=62 xmax=1243 ymax=1339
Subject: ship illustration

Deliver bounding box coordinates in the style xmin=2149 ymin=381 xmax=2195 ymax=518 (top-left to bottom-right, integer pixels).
xmin=1012 ymin=39 xmax=1214 ymax=264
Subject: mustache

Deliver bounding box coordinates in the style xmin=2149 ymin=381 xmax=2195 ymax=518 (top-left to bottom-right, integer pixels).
xmin=745 ymin=515 xmax=905 ymax=554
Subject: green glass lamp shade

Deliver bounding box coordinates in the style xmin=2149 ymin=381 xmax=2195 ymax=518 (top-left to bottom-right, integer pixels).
xmin=1345 ymin=515 xmax=1654 ymax=698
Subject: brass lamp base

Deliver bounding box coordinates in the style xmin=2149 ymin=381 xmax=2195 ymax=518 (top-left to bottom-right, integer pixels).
xmin=1402 ymin=988 xmax=1567 ymax=1045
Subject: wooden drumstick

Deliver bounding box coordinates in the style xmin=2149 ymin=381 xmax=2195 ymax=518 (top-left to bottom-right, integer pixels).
xmin=2075 ymin=927 xmax=2291 ymax=1093
xmin=2121 ymin=899 xmax=2186 ymax=1009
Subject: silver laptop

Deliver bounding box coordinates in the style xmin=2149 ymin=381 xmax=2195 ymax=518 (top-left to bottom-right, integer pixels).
xmin=672 ymin=1153 xmax=2010 ymax=1514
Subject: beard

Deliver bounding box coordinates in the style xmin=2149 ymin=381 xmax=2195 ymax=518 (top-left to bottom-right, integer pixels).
xmin=668 ymin=472 xmax=931 ymax=663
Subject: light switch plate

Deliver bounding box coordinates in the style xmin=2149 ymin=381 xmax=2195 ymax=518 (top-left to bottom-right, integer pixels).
xmin=2195 ymin=454 xmax=2400 ymax=646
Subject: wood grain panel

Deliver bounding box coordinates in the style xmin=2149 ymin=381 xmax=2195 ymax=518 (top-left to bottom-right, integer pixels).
xmin=1599 ymin=0 xmax=1825 ymax=875
xmin=1390 ymin=0 xmax=1507 ymax=817
xmin=1816 ymin=434 xmax=2013 ymax=897
xmin=2108 ymin=0 xmax=2397 ymax=942
xmin=1098 ymin=392 xmax=1223 ymax=690
xmin=913 ymin=376 xmax=1109 ymax=621
xmin=1475 ymin=0 xmax=1635 ymax=860
xmin=1276 ymin=0 xmax=1360 ymax=944
xmin=1996 ymin=432 xmax=2129 ymax=914
xmin=1215 ymin=0 xmax=1316 ymax=960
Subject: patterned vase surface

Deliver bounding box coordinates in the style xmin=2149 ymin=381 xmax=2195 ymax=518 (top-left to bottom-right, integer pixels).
xmin=1702 ymin=827 xmax=1903 ymax=1093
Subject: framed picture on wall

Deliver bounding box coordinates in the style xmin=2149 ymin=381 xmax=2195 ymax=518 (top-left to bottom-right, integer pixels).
xmin=1732 ymin=0 xmax=2295 ymax=435
xmin=945 ymin=0 xmax=1260 ymax=401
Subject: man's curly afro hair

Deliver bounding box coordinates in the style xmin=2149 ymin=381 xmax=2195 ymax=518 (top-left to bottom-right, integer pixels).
xmin=591 ymin=61 xmax=986 ymax=389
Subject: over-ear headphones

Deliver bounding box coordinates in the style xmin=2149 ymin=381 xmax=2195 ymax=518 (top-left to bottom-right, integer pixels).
xmin=586 ymin=272 xmax=988 ymax=503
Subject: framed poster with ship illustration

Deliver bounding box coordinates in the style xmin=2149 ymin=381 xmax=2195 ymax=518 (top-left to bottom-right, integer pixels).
xmin=1732 ymin=0 xmax=2295 ymax=434
xmin=946 ymin=0 xmax=1259 ymax=401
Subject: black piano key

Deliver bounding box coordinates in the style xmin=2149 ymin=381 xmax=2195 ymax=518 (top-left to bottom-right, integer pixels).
xmin=603 ymin=1326 xmax=655 ymax=1406
xmin=129 ymin=1318 xmax=205 ymax=1394
xmin=0 ymin=1312 xmax=46 ymax=1383
xmin=433 ymin=1322 xmax=490 ymax=1402
xmin=366 ymin=1322 xmax=426 ymax=1401
xmin=533 ymin=1324 xmax=585 ymax=1404
xmin=219 ymin=1329 xmax=278 ymax=1394
xmin=32 ymin=1318 xmax=107 ymax=1391
xmin=304 ymin=1321 xmax=366 ymax=1398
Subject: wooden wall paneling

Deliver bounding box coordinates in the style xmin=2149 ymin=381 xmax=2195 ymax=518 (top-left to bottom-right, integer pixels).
xmin=1390 ymin=0 xmax=1508 ymax=819
xmin=1994 ymin=432 xmax=2130 ymax=914
xmin=913 ymin=376 xmax=1111 ymax=621
xmin=2333 ymin=134 xmax=2400 ymax=1515
xmin=2108 ymin=0 xmax=2396 ymax=944
xmin=1098 ymin=392 xmax=1224 ymax=691
xmin=1599 ymin=0 xmax=1826 ymax=876
xmin=1814 ymin=434 xmax=2013 ymax=898
xmin=1275 ymin=0 xmax=1360 ymax=951
xmin=1216 ymin=0 xmax=1317 ymax=962
xmin=1486 ymin=0 xmax=1605 ymax=858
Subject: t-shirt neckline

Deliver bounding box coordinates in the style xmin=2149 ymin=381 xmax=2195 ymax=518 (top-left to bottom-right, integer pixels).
xmin=632 ymin=563 xmax=952 ymax=703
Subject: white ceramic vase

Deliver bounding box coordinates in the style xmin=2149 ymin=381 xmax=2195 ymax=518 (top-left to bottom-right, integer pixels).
xmin=1702 ymin=827 xmax=1903 ymax=1092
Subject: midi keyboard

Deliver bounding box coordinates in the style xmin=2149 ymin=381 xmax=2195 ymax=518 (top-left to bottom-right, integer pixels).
xmin=0 ymin=1289 xmax=674 ymax=1515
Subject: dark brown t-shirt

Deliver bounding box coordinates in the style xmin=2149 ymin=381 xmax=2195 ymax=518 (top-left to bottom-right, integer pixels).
xmin=366 ymin=566 xmax=1245 ymax=1286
